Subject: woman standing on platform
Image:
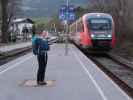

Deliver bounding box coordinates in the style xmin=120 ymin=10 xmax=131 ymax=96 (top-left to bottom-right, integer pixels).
xmin=32 ymin=30 xmax=49 ymax=85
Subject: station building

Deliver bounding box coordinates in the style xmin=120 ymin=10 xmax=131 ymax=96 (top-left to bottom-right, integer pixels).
xmin=11 ymin=18 xmax=34 ymax=41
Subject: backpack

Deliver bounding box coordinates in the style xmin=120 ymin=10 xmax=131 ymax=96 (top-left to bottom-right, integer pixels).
xmin=32 ymin=36 xmax=49 ymax=55
xmin=38 ymin=39 xmax=49 ymax=54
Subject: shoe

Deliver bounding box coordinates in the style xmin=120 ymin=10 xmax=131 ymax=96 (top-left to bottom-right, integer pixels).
xmin=37 ymin=81 xmax=47 ymax=85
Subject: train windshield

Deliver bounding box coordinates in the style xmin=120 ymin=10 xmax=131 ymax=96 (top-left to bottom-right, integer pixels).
xmin=88 ymin=18 xmax=112 ymax=31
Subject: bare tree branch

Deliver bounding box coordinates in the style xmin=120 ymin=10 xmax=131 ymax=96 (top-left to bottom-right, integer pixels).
xmin=0 ymin=0 xmax=22 ymax=43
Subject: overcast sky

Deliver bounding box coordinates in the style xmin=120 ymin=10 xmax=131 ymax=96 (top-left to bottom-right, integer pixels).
xmin=22 ymin=0 xmax=88 ymax=17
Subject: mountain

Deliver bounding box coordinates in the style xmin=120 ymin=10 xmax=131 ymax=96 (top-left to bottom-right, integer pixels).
xmin=21 ymin=0 xmax=88 ymax=17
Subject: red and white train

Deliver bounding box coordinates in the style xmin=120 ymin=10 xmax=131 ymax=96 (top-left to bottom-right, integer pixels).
xmin=69 ymin=13 xmax=116 ymax=51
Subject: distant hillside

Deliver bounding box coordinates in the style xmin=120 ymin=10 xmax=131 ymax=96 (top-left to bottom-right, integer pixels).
xmin=32 ymin=17 xmax=50 ymax=24
xmin=22 ymin=0 xmax=88 ymax=17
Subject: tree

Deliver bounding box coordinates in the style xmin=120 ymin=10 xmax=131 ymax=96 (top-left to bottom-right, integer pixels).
xmin=75 ymin=6 xmax=87 ymax=19
xmin=1 ymin=0 xmax=9 ymax=43
xmin=0 ymin=0 xmax=22 ymax=43
xmin=49 ymin=15 xmax=64 ymax=32
xmin=0 ymin=1 xmax=1 ymax=18
xmin=8 ymin=0 xmax=22 ymax=24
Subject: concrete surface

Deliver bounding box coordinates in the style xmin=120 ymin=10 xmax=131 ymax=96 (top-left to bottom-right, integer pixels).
xmin=0 ymin=44 xmax=132 ymax=100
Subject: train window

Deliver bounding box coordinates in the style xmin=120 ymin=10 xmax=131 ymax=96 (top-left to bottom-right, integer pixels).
xmin=72 ymin=23 xmax=76 ymax=33
xmin=88 ymin=18 xmax=112 ymax=31
xmin=82 ymin=23 xmax=84 ymax=32
xmin=77 ymin=21 xmax=84 ymax=32
xmin=70 ymin=23 xmax=76 ymax=33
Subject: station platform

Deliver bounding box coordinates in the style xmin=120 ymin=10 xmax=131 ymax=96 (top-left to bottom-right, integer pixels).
xmin=0 ymin=44 xmax=132 ymax=100
xmin=0 ymin=42 xmax=31 ymax=53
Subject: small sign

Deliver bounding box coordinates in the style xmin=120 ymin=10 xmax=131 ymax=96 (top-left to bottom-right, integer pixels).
xmin=59 ymin=5 xmax=76 ymax=21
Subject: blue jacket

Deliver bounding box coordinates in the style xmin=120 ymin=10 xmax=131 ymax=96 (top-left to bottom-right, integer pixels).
xmin=32 ymin=36 xmax=49 ymax=55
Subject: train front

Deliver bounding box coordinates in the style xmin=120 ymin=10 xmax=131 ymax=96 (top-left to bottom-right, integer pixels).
xmin=87 ymin=13 xmax=116 ymax=51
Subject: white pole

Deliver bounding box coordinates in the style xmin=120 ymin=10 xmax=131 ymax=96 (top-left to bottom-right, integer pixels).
xmin=53 ymin=23 xmax=56 ymax=33
xmin=65 ymin=0 xmax=69 ymax=56
xmin=67 ymin=0 xmax=69 ymax=7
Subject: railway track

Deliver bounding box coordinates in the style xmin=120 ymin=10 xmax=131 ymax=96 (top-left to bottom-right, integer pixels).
xmin=75 ymin=44 xmax=133 ymax=98
xmin=88 ymin=54 xmax=133 ymax=97
xmin=0 ymin=46 xmax=32 ymax=66
xmin=0 ymin=39 xmax=57 ymax=66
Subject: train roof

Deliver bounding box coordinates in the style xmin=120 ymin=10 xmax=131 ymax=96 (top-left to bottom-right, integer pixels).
xmin=83 ymin=13 xmax=113 ymax=20
xmin=70 ymin=13 xmax=114 ymax=27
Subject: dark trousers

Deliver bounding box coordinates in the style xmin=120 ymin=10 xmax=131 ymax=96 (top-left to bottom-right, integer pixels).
xmin=37 ymin=53 xmax=48 ymax=82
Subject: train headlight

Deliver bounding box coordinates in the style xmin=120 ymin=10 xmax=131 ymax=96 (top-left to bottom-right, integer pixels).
xmin=91 ymin=34 xmax=95 ymax=38
xmin=107 ymin=34 xmax=112 ymax=38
